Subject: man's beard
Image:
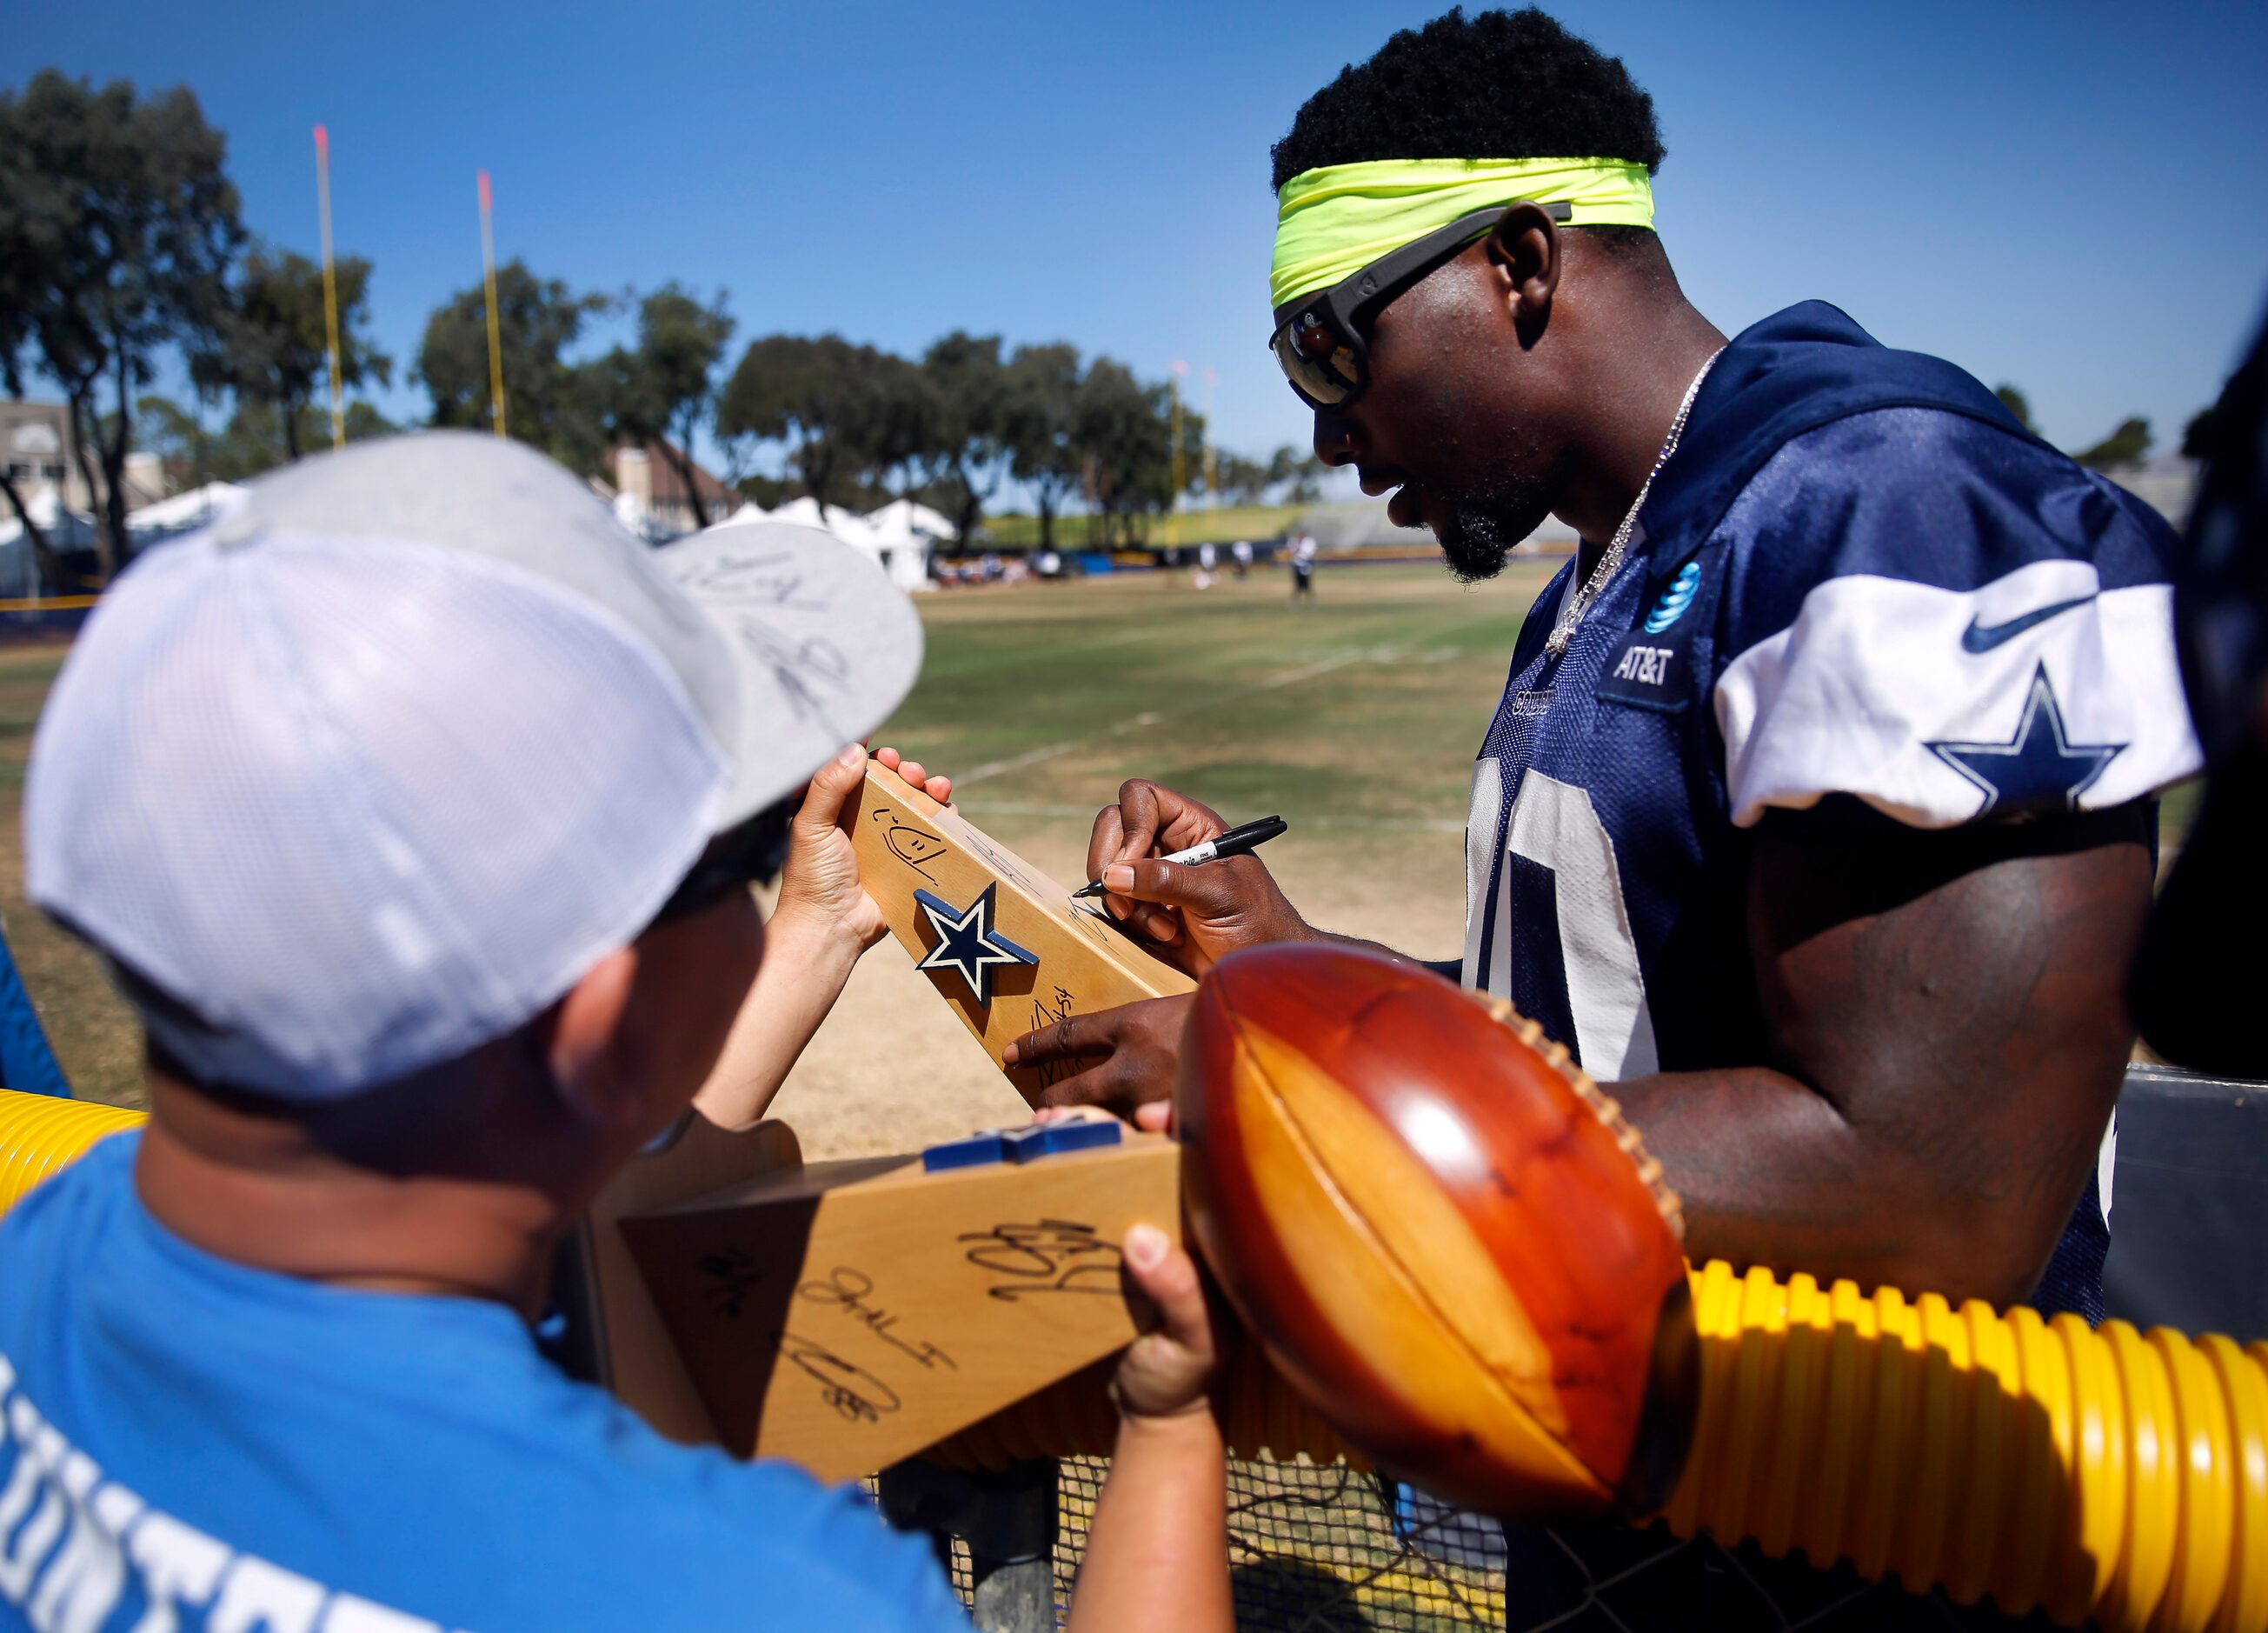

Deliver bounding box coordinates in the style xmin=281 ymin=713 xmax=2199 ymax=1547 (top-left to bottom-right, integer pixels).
xmin=1433 ymin=470 xmax=1554 ymax=583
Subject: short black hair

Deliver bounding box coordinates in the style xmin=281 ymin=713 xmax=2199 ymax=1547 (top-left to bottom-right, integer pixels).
xmin=1272 ymin=8 xmax=1666 ymax=255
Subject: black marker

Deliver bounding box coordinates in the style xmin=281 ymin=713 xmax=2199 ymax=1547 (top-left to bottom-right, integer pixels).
xmin=1072 ymin=816 xmax=1289 ymax=899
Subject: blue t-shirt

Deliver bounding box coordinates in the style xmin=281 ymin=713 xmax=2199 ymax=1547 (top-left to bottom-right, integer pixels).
xmin=0 ymin=1134 xmax=969 ymax=1633
xmin=1460 ymin=303 xmax=2197 ymax=1323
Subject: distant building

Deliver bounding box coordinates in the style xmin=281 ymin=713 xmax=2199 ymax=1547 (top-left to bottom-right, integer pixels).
xmin=1 ymin=400 xmax=168 ymax=514
xmin=610 ymin=439 xmax=741 ymax=541
xmin=1 ymin=403 xmax=83 ymax=510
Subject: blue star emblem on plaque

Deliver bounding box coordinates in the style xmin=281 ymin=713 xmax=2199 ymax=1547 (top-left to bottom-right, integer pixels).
xmin=1927 ymin=663 xmax=2124 ymax=817
xmin=912 ymin=883 xmax=1038 ymax=1005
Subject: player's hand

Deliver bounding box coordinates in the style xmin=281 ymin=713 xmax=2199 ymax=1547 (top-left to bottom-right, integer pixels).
xmin=1092 ymin=853 xmax=1314 ymax=976
xmin=770 ymin=743 xmax=889 ymax=953
xmin=1005 ymin=995 xmax=1189 ymax=1116
xmin=1088 ymin=779 xmax=1229 ymax=939
xmin=1112 ymin=1223 xmax=1220 ymax=1423
xmin=1087 ymin=779 xmax=1313 ymax=970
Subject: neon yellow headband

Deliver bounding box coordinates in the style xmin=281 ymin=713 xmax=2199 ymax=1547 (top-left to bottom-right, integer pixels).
xmin=1270 ymin=157 xmax=1655 ymax=313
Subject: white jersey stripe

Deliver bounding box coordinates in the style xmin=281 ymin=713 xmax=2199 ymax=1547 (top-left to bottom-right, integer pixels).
xmin=1460 ymin=756 xmax=1504 ymax=990
xmin=1714 ymin=562 xmax=2200 ymax=829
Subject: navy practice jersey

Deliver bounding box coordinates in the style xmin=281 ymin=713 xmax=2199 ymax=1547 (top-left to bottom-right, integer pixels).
xmin=1461 ymin=303 xmax=2198 ymax=1324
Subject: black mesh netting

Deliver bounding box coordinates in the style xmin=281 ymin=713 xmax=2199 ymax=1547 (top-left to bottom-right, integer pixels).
xmin=896 ymin=1456 xmax=2063 ymax=1631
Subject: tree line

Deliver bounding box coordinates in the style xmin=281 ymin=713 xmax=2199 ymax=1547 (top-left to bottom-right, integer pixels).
xmin=1992 ymin=384 xmax=2216 ymax=470
xmin=12 ymin=69 xmax=2205 ymax=590
xmin=419 ymin=274 xmax=1320 ymax=548
xmin=0 ymin=71 xmax=1320 ymax=588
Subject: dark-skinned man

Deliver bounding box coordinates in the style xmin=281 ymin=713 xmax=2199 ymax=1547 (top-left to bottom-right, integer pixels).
xmin=1008 ymin=13 xmax=2199 ymax=1626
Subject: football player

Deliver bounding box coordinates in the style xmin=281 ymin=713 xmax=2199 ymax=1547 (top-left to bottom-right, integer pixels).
xmin=1007 ymin=16 xmax=2205 ymax=1623
xmin=1012 ymin=6 xmax=2198 ymax=1345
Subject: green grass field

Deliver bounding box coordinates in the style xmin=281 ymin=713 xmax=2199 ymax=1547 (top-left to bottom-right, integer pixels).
xmin=0 ymin=562 xmax=1557 ymax=1110
xmin=881 ymin=562 xmax=1548 ymax=824
xmin=1 ymin=554 xmax=2196 ymax=1112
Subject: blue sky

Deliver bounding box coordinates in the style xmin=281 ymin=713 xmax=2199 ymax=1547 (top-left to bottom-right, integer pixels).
xmin=12 ymin=0 xmax=2267 ymax=486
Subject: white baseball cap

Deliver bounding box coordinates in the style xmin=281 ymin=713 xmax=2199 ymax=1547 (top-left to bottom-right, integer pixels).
xmin=23 ymin=432 xmax=921 ymax=1099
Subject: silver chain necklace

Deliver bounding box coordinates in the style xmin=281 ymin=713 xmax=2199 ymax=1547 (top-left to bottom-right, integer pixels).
xmin=1544 ymin=346 xmax=1726 ymax=658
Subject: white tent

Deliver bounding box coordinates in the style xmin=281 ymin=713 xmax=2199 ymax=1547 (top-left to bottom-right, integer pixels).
xmin=711 ymin=497 xmax=771 ymax=528
xmin=861 ymin=506 xmax=939 ymax=595
xmin=865 ymin=497 xmax=956 ymax=543
xmin=764 ymin=495 xmax=932 ymax=592
xmin=127 ymin=481 xmax=248 ymax=543
xmin=765 ymin=495 xmax=857 ymax=535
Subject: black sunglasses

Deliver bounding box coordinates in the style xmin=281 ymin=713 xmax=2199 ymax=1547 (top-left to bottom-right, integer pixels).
xmin=648 ymin=797 xmax=797 ymax=928
xmin=1268 ymin=201 xmax=1572 ymax=411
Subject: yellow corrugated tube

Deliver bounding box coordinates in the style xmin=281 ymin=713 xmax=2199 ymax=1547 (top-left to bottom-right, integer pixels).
xmin=0 ymin=1089 xmax=144 ymax=1220
xmin=4 ymin=1091 xmax=2261 ymax=1632
xmin=935 ymin=1261 xmax=2268 ymax=1633
xmin=1667 ymin=1258 xmax=2268 ymax=1633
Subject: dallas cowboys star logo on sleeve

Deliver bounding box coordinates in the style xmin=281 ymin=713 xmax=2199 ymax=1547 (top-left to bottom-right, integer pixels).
xmin=1926 ymin=663 xmax=2125 ymax=817
xmin=912 ymin=883 xmax=1038 ymax=1005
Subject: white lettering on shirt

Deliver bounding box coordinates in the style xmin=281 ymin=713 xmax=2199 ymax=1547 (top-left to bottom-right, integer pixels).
xmin=1611 ymin=644 xmax=1673 ymax=686
xmin=0 ymin=1483 xmax=64 ymax=1602
xmin=1 ymin=1347 xmax=454 ymax=1633
xmin=27 ymin=1486 xmax=125 ymax=1633
xmin=123 ymin=1513 xmax=229 ymax=1633
xmin=321 ymin=1596 xmax=442 ymax=1633
xmin=210 ymin=1556 xmax=324 ymax=1633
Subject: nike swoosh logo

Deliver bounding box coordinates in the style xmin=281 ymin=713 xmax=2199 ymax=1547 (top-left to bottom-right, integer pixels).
xmin=1961 ymin=594 xmax=2096 ymax=654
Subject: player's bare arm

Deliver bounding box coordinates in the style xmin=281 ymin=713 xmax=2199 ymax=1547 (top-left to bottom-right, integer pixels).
xmin=1031 ymin=786 xmax=2151 ymax=1305
xmin=1609 ymin=801 xmax=2152 ymax=1307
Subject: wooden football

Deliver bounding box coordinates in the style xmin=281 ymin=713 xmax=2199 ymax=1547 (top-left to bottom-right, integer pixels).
xmin=1174 ymin=943 xmax=1699 ymax=1521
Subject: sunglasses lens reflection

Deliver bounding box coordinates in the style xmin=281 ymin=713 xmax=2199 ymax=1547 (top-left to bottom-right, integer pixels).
xmin=1272 ymin=320 xmax=1357 ymax=407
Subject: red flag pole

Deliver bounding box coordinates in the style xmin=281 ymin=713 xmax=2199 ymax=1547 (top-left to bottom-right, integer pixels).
xmin=477 ymin=171 xmax=507 ymax=438
xmin=314 ymin=126 xmax=345 ymax=450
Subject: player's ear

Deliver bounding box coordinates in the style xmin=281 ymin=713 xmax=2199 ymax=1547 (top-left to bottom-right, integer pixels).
xmin=1485 ymin=202 xmax=1561 ymax=335
xmin=547 ymin=946 xmax=648 ymax=1130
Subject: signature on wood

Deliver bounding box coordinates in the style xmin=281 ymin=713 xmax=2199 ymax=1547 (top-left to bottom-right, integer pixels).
xmin=795 ymin=1267 xmax=959 ymax=1370
xmin=958 ymin=1219 xmax=1123 ymax=1300
xmin=776 ymin=1332 xmax=903 ymax=1424
xmin=960 ymin=830 xmax=1048 ymax=899
xmin=697 ymin=1247 xmax=765 ymax=1318
xmin=1024 ymin=987 xmax=1082 ymax=1090
xmin=868 ymin=805 xmax=946 ymax=881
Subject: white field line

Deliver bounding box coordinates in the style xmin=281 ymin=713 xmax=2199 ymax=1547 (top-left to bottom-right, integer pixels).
xmin=953 ymin=649 xmax=1371 ymax=786
xmin=950 ymin=603 xmax=1516 ymax=790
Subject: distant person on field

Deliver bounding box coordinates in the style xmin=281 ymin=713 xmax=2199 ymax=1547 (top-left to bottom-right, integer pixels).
xmin=0 ymin=435 xmax=1231 ymax=1633
xmin=1194 ymin=540 xmax=1217 ymax=589
xmin=1289 ymin=529 xmax=1318 ymax=599
xmin=1231 ymin=539 xmax=1254 ymax=578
